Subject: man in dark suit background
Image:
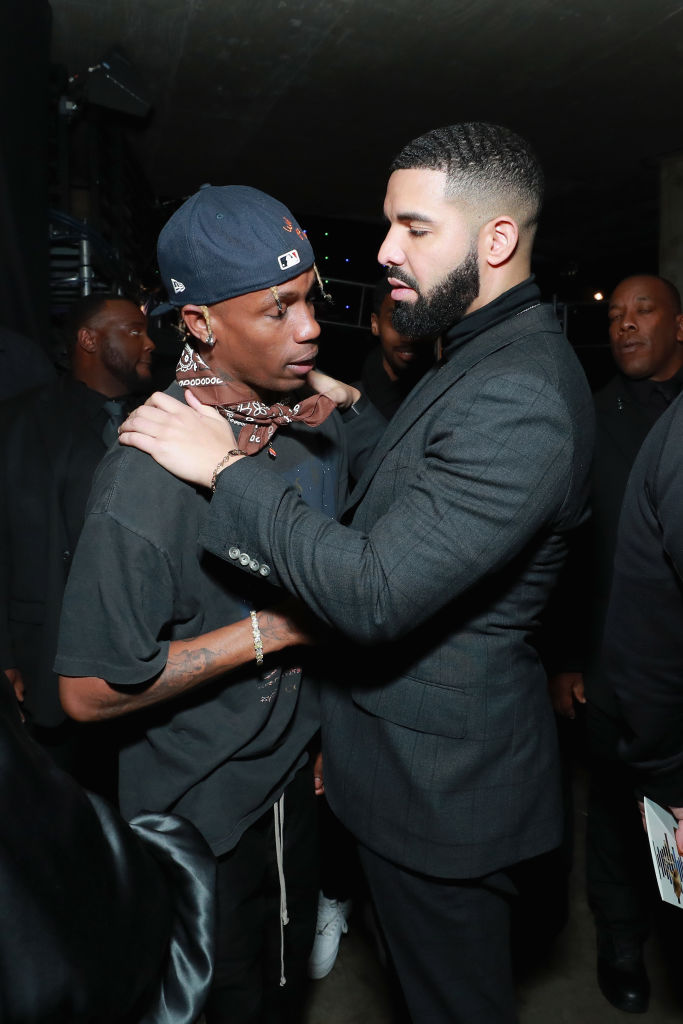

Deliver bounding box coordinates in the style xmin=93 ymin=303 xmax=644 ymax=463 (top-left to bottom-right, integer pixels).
xmin=602 ymin=378 xmax=683 ymax=875
xmin=548 ymin=274 xmax=683 ymax=1012
xmin=0 ymin=294 xmax=154 ymax=793
xmin=119 ymin=122 xmax=594 ymax=1022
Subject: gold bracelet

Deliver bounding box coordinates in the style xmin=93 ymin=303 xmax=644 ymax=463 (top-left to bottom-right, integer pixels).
xmin=210 ymin=449 xmax=247 ymax=493
xmin=250 ymin=610 xmax=264 ymax=665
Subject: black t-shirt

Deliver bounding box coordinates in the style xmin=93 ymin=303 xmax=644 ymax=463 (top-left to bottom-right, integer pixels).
xmin=55 ymin=383 xmax=356 ymax=854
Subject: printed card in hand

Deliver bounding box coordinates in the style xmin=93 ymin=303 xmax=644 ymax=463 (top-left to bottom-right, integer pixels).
xmin=644 ymin=797 xmax=683 ymax=908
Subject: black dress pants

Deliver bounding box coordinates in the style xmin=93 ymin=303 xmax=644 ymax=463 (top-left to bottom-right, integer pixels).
xmin=205 ymin=765 xmax=319 ymax=1024
xmin=358 ymin=843 xmax=518 ymax=1024
xmin=585 ymin=700 xmax=651 ymax=952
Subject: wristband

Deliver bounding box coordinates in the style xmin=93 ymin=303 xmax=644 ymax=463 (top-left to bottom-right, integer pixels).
xmin=250 ymin=611 xmax=264 ymax=665
xmin=210 ymin=449 xmax=247 ymax=493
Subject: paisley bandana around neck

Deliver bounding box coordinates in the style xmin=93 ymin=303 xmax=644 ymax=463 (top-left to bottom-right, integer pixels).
xmin=175 ymin=342 xmax=336 ymax=454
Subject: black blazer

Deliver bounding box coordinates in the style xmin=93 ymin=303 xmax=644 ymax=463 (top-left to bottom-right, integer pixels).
xmin=603 ymin=394 xmax=683 ymax=805
xmin=0 ymin=377 xmax=109 ymax=726
xmin=199 ymin=303 xmax=595 ymax=878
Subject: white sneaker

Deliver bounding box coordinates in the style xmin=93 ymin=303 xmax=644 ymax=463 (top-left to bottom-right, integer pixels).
xmin=308 ymin=892 xmax=352 ymax=979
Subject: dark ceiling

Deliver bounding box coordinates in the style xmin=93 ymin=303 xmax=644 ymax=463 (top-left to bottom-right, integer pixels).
xmin=49 ymin=0 xmax=683 ymax=291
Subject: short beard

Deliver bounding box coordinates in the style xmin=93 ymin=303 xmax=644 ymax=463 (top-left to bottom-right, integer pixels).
xmin=391 ymin=247 xmax=480 ymax=337
xmin=101 ymin=339 xmax=147 ymax=394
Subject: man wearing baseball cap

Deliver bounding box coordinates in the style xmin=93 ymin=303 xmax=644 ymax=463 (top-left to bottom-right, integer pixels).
xmin=56 ymin=184 xmax=384 ymax=1023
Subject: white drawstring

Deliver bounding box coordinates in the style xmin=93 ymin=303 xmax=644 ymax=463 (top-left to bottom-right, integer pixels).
xmin=274 ymin=793 xmax=289 ymax=986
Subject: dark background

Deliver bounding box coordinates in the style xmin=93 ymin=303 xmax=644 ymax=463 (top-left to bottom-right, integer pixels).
xmin=3 ymin=0 xmax=682 ymax=389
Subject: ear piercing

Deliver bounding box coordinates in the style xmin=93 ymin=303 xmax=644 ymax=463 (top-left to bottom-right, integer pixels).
xmin=200 ymin=305 xmax=215 ymax=347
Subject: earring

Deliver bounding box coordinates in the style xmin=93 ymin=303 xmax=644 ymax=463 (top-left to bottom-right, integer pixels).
xmin=200 ymin=305 xmax=215 ymax=347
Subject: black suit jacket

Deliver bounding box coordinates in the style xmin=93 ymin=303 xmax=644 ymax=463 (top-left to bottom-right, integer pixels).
xmin=603 ymin=394 xmax=683 ymax=805
xmin=198 ymin=302 xmax=595 ymax=878
xmin=559 ymin=374 xmax=677 ymax=713
xmin=0 ymin=376 xmax=110 ymax=725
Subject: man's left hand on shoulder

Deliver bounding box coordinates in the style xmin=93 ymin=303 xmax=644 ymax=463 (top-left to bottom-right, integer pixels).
xmin=119 ymin=375 xmax=361 ymax=487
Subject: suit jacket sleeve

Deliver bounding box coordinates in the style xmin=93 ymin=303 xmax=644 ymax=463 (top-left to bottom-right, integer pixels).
xmin=200 ymin=369 xmax=578 ymax=643
xmin=605 ymin=403 xmax=683 ymax=804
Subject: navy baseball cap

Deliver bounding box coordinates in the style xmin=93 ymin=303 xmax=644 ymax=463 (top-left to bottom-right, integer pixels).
xmin=154 ymin=184 xmax=315 ymax=313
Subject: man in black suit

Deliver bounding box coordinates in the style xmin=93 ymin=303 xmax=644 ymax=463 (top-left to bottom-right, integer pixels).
xmin=119 ymin=123 xmax=594 ymax=1022
xmin=549 ymin=274 xmax=683 ymax=1012
xmin=602 ymin=383 xmax=683 ymax=839
xmin=0 ymin=294 xmax=155 ymax=792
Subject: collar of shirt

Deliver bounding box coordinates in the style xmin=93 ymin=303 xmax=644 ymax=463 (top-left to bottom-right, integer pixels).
xmin=622 ymin=366 xmax=683 ymax=409
xmin=442 ymin=276 xmax=541 ymax=359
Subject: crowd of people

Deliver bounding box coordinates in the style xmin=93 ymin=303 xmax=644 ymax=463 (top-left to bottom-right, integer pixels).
xmin=1 ymin=120 xmax=682 ymax=1023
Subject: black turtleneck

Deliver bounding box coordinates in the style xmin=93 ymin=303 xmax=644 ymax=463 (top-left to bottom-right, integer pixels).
xmin=443 ymin=277 xmax=541 ymax=359
xmin=622 ymin=366 xmax=683 ymax=428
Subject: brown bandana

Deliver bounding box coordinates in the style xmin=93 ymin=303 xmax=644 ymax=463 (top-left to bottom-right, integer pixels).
xmin=175 ymin=342 xmax=336 ymax=454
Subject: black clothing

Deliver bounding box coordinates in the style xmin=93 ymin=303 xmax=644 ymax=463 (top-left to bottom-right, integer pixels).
xmin=56 ymin=382 xmax=375 ymax=854
xmin=56 ymin=383 xmax=383 ymax=1019
xmin=585 ymin=703 xmax=652 ymax=944
xmin=358 ymin=346 xmax=426 ymax=421
xmin=207 ymin=765 xmax=318 ymax=1024
xmin=0 ymin=325 xmax=54 ymax=402
xmin=441 ymin=276 xmax=541 ymax=356
xmin=0 ymin=375 xmax=131 ymax=795
xmin=551 ymin=368 xmax=683 ymax=954
xmin=359 ymin=843 xmax=517 ymax=1024
xmin=0 ymin=672 xmax=214 ymax=1024
xmin=0 ymin=377 xmax=132 ymax=725
xmin=200 ymin=293 xmax=594 ymax=1020
xmin=586 ymin=369 xmax=683 ymax=712
xmin=603 ymin=392 xmax=683 ymax=805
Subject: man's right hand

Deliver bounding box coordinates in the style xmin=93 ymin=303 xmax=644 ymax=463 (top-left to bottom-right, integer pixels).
xmin=548 ymin=671 xmax=585 ymax=719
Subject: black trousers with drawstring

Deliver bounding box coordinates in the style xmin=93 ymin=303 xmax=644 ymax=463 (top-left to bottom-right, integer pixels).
xmin=205 ymin=765 xmax=319 ymax=1024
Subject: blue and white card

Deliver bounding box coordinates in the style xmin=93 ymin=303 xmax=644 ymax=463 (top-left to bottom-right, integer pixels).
xmin=644 ymin=797 xmax=683 ymax=908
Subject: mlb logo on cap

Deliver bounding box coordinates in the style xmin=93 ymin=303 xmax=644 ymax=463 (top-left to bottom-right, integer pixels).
xmin=278 ymin=250 xmax=301 ymax=271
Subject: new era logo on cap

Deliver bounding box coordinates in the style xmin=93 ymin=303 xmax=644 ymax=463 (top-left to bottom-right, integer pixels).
xmin=171 ymin=278 xmax=186 ymax=294
xmin=278 ymin=250 xmax=300 ymax=271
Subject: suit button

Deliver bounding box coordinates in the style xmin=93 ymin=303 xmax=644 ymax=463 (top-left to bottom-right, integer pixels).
xmin=62 ymin=550 xmax=71 ymax=562
xmin=249 ymin=559 xmax=259 ymax=571
xmin=259 ymin=564 xmax=271 ymax=577
xmin=239 ymin=552 xmax=250 ymax=566
xmin=228 ymin=546 xmax=240 ymax=560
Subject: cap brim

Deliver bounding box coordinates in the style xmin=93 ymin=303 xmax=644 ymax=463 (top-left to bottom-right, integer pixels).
xmin=149 ymin=300 xmax=176 ymax=316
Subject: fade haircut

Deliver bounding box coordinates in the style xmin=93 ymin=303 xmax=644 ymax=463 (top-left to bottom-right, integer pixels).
xmin=390 ymin=122 xmax=544 ymax=234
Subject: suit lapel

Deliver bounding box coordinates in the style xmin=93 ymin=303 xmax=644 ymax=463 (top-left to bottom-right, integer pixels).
xmin=344 ymin=304 xmax=559 ymax=517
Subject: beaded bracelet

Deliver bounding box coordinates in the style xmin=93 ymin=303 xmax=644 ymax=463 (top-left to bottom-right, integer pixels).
xmin=210 ymin=449 xmax=247 ymax=493
xmin=250 ymin=611 xmax=264 ymax=665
